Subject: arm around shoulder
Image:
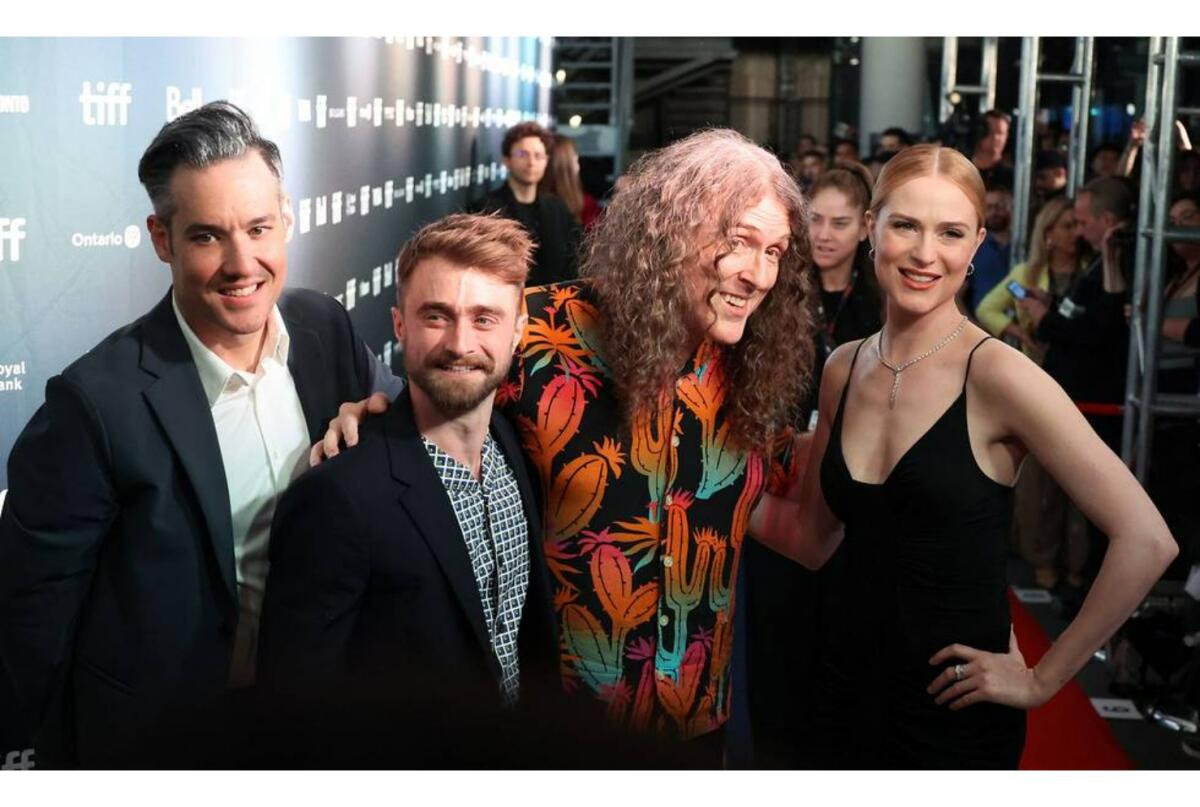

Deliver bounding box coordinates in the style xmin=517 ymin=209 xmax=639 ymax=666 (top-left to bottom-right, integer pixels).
xmin=749 ymin=338 xmax=857 ymax=569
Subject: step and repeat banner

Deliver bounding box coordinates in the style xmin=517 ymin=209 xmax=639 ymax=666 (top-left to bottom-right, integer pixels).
xmin=0 ymin=36 xmax=554 ymax=492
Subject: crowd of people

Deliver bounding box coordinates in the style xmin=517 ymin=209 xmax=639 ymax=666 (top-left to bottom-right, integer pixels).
xmin=0 ymin=99 xmax=1192 ymax=771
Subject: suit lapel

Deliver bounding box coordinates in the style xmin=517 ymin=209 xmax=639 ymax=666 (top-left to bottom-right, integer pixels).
xmin=385 ymin=393 xmax=496 ymax=668
xmin=138 ymin=292 xmax=238 ymax=608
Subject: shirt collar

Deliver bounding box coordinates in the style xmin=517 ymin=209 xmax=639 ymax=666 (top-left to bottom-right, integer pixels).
xmin=422 ymin=432 xmax=497 ymax=494
xmin=171 ymin=292 xmax=290 ymax=407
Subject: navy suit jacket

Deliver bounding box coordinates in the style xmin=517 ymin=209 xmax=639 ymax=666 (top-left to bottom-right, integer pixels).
xmin=257 ymin=389 xmax=559 ymax=716
xmin=0 ymin=288 xmax=377 ymax=766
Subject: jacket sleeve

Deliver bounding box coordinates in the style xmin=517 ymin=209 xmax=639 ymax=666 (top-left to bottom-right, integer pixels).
xmin=976 ymin=266 xmax=1021 ymax=337
xmin=1035 ymin=269 xmax=1128 ymax=348
xmin=257 ymin=467 xmax=369 ymax=696
xmin=0 ymin=374 xmax=117 ymax=739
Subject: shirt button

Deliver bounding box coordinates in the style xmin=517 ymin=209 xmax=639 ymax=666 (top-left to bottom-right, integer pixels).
xmin=671 ymin=435 xmax=680 ymax=447
xmin=658 ymin=614 xmax=669 ymax=627
xmin=661 ymin=555 xmax=674 ymax=568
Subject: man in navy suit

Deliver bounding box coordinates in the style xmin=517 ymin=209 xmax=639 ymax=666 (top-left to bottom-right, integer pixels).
xmin=257 ymin=214 xmax=559 ymax=759
xmin=0 ymin=101 xmax=399 ymax=767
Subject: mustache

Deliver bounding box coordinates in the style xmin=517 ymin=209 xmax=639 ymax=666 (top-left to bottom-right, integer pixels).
xmin=425 ymin=351 xmax=494 ymax=372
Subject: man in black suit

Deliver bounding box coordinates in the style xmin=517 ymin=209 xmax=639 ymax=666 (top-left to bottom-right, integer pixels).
xmin=476 ymin=122 xmax=581 ymax=286
xmin=0 ymin=101 xmax=399 ymax=767
xmin=257 ymin=214 xmax=559 ymax=763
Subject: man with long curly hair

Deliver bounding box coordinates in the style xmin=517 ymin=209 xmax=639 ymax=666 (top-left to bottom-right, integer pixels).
xmin=319 ymin=129 xmax=817 ymax=764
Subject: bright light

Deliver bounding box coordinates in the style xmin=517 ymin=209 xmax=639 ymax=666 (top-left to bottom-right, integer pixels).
xmin=569 ymin=114 xmax=582 ymax=128
xmin=555 ymin=69 xmax=566 ymax=84
xmin=1126 ymin=103 xmax=1137 ymax=116
xmin=849 ymin=57 xmax=860 ymax=66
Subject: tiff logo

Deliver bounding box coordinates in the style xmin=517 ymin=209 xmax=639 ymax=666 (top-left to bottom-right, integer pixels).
xmin=80 ymin=81 xmax=132 ymax=126
xmin=2 ymin=748 xmax=35 ymax=770
xmin=0 ymin=218 xmax=26 ymax=262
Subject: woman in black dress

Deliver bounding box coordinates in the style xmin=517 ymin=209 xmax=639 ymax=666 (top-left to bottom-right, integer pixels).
xmin=753 ymin=144 xmax=1177 ymax=768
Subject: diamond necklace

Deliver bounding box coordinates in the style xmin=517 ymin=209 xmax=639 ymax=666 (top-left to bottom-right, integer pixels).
xmin=875 ymin=315 xmax=969 ymax=409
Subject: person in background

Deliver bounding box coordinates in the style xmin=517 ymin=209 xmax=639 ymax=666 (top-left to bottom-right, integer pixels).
xmin=1034 ymin=149 xmax=1069 ymax=213
xmin=1090 ymin=143 xmax=1124 ymax=180
xmin=477 ymin=122 xmax=582 ymax=286
xmin=791 ymin=149 xmax=829 ymax=194
xmin=878 ymin=127 xmax=913 ymax=154
xmin=976 ymin=197 xmax=1090 ymax=593
xmin=866 ymin=150 xmax=898 ymax=183
xmin=971 ymin=110 xmax=1014 ymax=189
xmin=833 ymin=137 xmax=860 ymax=164
xmin=964 ymin=183 xmax=1013 ymax=316
xmin=743 ymin=160 xmax=881 ymax=768
xmin=540 ymin=134 xmax=601 ymax=231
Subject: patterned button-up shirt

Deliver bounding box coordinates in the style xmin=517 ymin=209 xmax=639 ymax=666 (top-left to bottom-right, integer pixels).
xmin=497 ymin=280 xmax=795 ymax=739
xmin=421 ymin=433 xmax=530 ymax=706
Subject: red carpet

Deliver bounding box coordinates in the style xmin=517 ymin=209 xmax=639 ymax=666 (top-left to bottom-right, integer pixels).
xmin=1009 ymin=590 xmax=1134 ymax=769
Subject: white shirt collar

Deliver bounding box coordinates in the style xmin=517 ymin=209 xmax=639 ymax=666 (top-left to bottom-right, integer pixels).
xmin=171 ymin=292 xmax=291 ymax=407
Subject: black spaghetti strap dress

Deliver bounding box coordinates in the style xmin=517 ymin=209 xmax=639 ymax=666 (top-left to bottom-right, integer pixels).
xmin=806 ymin=335 xmax=1027 ymax=769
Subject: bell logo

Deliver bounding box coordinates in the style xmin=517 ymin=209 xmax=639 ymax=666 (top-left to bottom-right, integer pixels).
xmin=79 ymin=81 xmax=132 ymax=126
xmin=166 ymin=86 xmax=203 ymax=121
xmin=0 ymin=217 xmax=26 ymax=262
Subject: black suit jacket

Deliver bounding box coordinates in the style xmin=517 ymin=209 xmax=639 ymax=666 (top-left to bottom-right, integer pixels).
xmin=257 ymin=390 xmax=558 ymax=720
xmin=0 ymin=288 xmax=376 ymax=766
xmin=476 ymin=184 xmax=582 ymax=286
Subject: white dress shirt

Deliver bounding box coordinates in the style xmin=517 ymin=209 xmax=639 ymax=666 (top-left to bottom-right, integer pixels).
xmin=172 ymin=296 xmax=311 ymax=688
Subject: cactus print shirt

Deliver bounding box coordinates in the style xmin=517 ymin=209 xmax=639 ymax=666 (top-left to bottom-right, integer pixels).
xmin=497 ymin=280 xmax=797 ymax=740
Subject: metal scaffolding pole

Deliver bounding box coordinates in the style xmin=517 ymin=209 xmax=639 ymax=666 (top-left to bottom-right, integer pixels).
xmin=1011 ymin=37 xmax=1040 ymax=267
xmin=1011 ymin=37 xmax=1095 ymax=269
xmin=1068 ymin=37 xmax=1096 ymax=193
xmin=1122 ymin=37 xmax=1165 ymax=463
xmin=939 ymin=37 xmax=999 ymax=123
xmin=1134 ymin=37 xmax=1182 ymax=480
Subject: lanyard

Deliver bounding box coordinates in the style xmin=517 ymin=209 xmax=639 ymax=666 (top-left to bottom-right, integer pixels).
xmin=820 ymin=268 xmax=858 ymax=346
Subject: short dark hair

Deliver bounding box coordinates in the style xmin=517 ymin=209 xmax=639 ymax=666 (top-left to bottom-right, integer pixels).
xmin=833 ymin=137 xmax=857 ymax=153
xmin=501 ymin=122 xmax=552 ymax=157
xmin=137 ymin=100 xmax=282 ymax=225
xmin=1082 ymin=175 xmax=1136 ymax=222
xmin=881 ymin=127 xmax=913 ymax=146
xmin=800 ymin=149 xmax=828 ymax=163
xmin=985 ymin=181 xmax=1013 ymax=196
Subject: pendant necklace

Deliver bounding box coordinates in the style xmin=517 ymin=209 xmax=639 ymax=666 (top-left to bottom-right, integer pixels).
xmin=876 ymin=315 xmax=969 ymax=409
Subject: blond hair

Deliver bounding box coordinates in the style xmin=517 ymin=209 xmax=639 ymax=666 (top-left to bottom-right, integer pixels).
xmin=870 ymin=144 xmax=986 ymax=228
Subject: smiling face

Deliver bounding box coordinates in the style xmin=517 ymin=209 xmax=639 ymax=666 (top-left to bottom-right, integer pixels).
xmin=684 ymin=194 xmax=792 ymax=346
xmin=867 ymin=174 xmax=985 ymax=317
xmin=809 ymin=187 xmax=867 ymax=274
xmin=394 ymin=256 xmax=526 ymax=419
xmin=147 ymin=152 xmax=290 ymax=359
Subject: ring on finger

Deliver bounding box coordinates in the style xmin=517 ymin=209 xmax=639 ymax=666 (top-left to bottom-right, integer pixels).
xmin=954 ymin=663 xmax=966 ymax=682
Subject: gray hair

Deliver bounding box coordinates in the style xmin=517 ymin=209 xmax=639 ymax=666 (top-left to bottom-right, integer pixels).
xmin=137 ymin=100 xmax=283 ymax=224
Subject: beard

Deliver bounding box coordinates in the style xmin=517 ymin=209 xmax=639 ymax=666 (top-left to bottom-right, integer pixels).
xmin=407 ymin=349 xmax=509 ymax=417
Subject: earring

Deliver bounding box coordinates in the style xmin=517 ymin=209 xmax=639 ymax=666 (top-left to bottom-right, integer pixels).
xmin=966 ymin=263 xmax=976 ymax=276
xmin=868 ymin=247 xmax=876 ymax=260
